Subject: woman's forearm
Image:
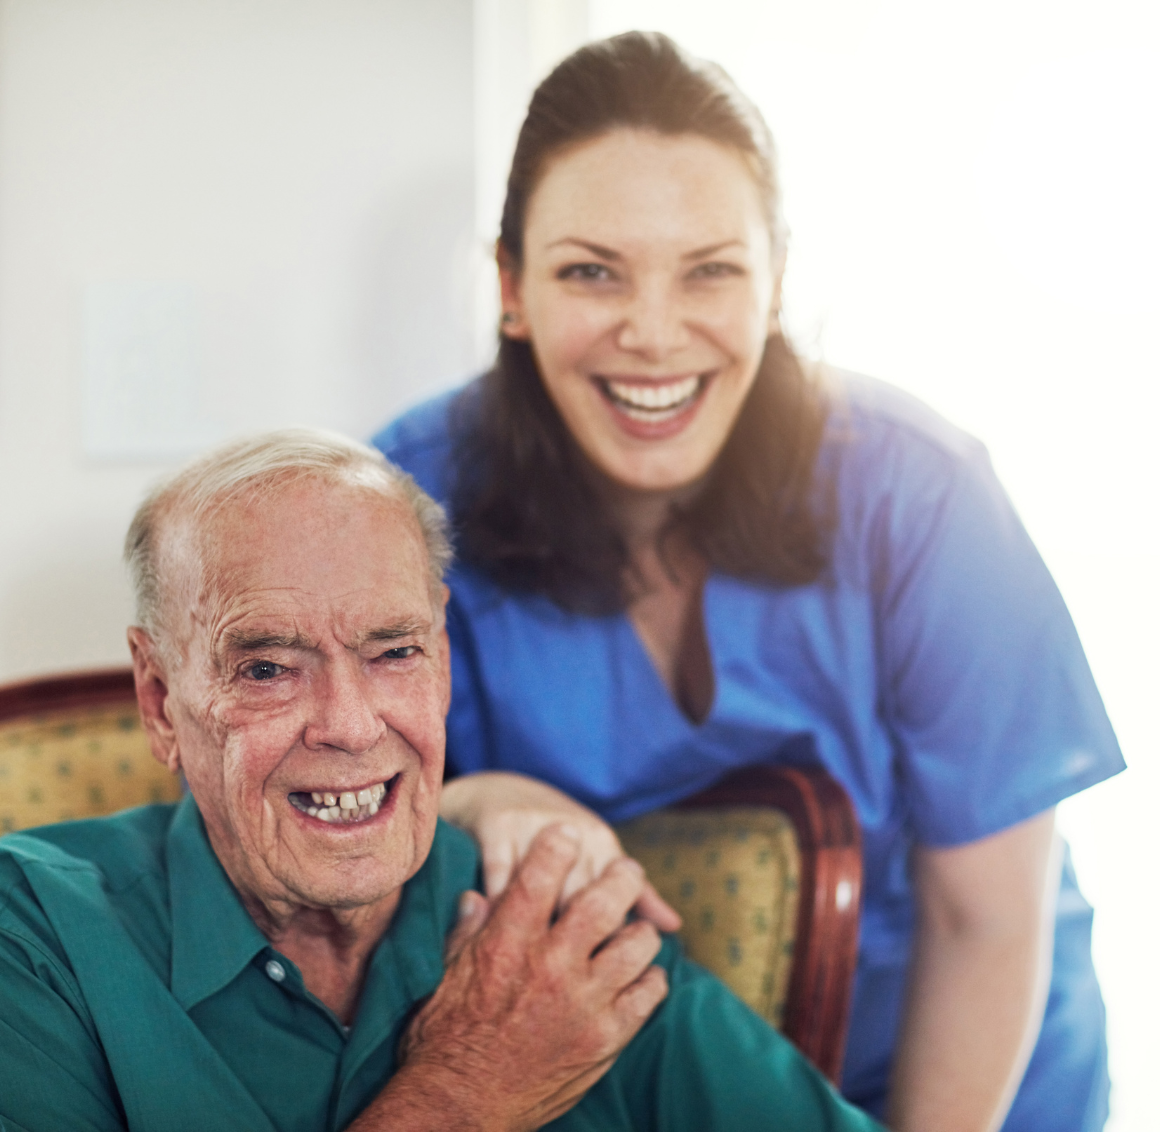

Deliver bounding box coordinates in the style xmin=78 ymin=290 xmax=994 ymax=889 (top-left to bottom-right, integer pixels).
xmin=886 ymin=904 xmax=1054 ymax=1130
xmin=886 ymin=813 xmax=1061 ymax=1132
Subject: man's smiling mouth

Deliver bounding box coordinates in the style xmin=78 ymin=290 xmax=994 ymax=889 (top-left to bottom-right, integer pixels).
xmin=598 ymin=375 xmax=706 ymax=422
xmin=288 ymin=776 xmax=397 ymax=825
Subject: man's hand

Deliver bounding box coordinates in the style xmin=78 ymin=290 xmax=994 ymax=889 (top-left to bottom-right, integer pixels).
xmin=440 ymin=771 xmax=681 ymax=933
xmin=353 ymin=824 xmax=669 ymax=1132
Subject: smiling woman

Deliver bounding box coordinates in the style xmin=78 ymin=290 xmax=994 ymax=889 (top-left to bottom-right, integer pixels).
xmin=501 ymin=129 xmax=778 ymax=487
xmin=372 ymin=30 xmax=1123 ymax=1132
xmin=451 ymin=37 xmax=828 ymax=618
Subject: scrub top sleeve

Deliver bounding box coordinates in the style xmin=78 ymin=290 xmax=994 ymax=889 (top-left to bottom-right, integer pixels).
xmin=873 ymin=437 xmax=1122 ymax=847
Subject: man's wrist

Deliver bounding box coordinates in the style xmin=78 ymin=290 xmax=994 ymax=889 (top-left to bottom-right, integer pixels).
xmin=349 ymin=1060 xmax=500 ymax=1132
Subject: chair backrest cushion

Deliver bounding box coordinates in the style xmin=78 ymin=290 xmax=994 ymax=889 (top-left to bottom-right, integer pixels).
xmin=0 ymin=703 xmax=181 ymax=834
xmin=617 ymin=806 xmax=800 ymax=1029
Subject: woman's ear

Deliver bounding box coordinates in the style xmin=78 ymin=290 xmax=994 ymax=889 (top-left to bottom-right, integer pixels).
xmin=127 ymin=627 xmax=183 ymax=775
xmin=496 ymin=241 xmax=530 ymax=340
xmin=768 ymin=249 xmax=787 ymax=336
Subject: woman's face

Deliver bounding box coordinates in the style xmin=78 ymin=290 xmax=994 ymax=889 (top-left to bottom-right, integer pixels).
xmin=500 ymin=128 xmax=782 ymax=494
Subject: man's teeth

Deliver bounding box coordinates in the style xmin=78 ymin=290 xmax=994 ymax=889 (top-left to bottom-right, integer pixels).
xmin=605 ymin=376 xmax=702 ymax=414
xmin=292 ymin=780 xmax=389 ymax=824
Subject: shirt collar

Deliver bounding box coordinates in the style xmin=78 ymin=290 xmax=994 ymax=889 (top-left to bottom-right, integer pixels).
xmin=167 ymin=794 xmax=270 ymax=1010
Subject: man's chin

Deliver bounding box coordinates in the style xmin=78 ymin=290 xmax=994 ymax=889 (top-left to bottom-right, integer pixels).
xmin=279 ymin=831 xmax=433 ymax=910
xmin=255 ymin=797 xmax=440 ymax=916
xmin=277 ymin=860 xmax=411 ymax=915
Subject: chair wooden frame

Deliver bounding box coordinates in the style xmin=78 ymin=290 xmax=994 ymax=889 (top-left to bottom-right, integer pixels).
xmin=0 ymin=668 xmax=139 ymax=724
xmin=676 ymin=764 xmax=862 ymax=1084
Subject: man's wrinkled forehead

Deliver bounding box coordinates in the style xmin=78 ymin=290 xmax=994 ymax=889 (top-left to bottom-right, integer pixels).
xmin=153 ymin=478 xmax=435 ymax=653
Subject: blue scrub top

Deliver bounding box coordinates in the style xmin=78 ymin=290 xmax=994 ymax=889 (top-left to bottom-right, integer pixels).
xmin=374 ymin=371 xmax=1124 ymax=1130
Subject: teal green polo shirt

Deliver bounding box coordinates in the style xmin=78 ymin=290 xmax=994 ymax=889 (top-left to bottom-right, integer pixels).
xmin=0 ymin=798 xmax=881 ymax=1132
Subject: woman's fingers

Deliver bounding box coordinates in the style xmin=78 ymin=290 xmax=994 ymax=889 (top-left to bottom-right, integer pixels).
xmin=492 ymin=823 xmax=582 ymax=932
xmin=557 ymin=824 xmax=628 ymax=905
xmin=483 ymin=819 xmax=682 ymax=940
xmin=481 ymin=838 xmax=517 ymax=898
xmin=479 ymin=809 xmax=622 ymax=903
xmin=633 ymin=880 xmax=683 ymax=934
xmin=466 ymin=788 xmax=681 ymax=940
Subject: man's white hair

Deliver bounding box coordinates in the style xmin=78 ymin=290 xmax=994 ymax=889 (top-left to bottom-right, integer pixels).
xmin=124 ymin=428 xmax=452 ymax=647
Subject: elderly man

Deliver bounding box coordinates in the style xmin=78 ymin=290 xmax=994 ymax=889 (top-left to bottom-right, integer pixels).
xmin=0 ymin=430 xmax=880 ymax=1132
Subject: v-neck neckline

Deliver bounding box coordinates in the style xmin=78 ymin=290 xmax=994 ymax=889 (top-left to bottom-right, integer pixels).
xmin=620 ymin=574 xmax=719 ymax=732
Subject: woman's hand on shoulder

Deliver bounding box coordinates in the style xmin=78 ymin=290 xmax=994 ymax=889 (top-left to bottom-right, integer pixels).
xmin=440 ymin=772 xmax=682 ymax=933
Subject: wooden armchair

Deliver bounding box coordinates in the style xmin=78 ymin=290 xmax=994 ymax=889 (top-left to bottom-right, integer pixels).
xmin=616 ymin=765 xmax=862 ymax=1082
xmin=0 ymin=668 xmax=180 ymax=835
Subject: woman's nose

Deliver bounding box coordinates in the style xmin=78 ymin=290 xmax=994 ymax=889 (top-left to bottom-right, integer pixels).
xmin=615 ymin=281 xmax=689 ymax=361
xmin=304 ymin=660 xmax=386 ymax=756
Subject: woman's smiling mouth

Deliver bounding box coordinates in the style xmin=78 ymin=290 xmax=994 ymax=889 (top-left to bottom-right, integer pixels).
xmin=596 ymin=374 xmax=709 ymax=429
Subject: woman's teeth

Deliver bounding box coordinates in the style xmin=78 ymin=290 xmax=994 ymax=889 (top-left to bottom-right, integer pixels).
xmin=289 ymin=780 xmax=389 ymax=824
xmin=603 ymin=376 xmax=703 ymax=420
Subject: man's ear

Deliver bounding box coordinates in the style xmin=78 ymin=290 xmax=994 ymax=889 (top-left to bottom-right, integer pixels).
xmin=496 ymin=241 xmax=530 ymax=340
xmin=127 ymin=627 xmax=182 ymax=774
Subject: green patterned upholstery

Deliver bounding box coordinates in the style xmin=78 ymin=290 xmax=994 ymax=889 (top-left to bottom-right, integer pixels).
xmin=0 ymin=703 xmax=181 ymax=834
xmin=617 ymin=806 xmax=801 ymax=1030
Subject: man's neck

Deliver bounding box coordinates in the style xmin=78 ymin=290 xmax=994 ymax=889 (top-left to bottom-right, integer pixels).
xmin=244 ymin=890 xmax=402 ymax=1025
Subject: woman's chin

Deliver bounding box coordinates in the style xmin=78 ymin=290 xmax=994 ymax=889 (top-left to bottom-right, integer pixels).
xmin=588 ymin=440 xmax=719 ymax=498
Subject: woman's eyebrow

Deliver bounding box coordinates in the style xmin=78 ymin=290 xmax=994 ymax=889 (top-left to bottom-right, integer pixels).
xmin=544 ymin=237 xmax=745 ymax=261
xmin=683 ymin=239 xmax=744 ymax=261
xmin=545 ymin=237 xmax=621 ymax=260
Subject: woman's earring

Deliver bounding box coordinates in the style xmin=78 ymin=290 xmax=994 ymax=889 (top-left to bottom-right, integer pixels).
xmin=501 ymin=312 xmax=516 ymax=324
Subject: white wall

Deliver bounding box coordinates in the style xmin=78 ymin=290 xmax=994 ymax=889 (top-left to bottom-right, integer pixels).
xmin=588 ymin=3 xmax=1159 ymax=1129
xmin=0 ymin=0 xmax=475 ymax=682
xmin=472 ymin=0 xmax=590 ymax=356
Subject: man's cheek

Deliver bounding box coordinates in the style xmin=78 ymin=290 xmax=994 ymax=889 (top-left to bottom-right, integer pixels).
xmin=219 ymin=729 xmax=292 ymax=797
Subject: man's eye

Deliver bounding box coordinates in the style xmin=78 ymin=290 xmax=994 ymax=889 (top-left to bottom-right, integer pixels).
xmin=558 ymin=263 xmax=612 ymax=281
xmin=246 ymin=661 xmax=284 ymax=681
xmin=380 ymin=646 xmax=419 ymax=660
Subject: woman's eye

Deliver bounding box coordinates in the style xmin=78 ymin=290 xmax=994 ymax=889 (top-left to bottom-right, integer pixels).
xmin=558 ymin=262 xmax=612 ymax=281
xmin=246 ymin=661 xmax=284 ymax=681
xmin=690 ymin=261 xmax=741 ymax=279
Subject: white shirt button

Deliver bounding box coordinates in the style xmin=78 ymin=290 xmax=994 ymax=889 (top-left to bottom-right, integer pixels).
xmin=264 ymin=959 xmax=286 ymax=983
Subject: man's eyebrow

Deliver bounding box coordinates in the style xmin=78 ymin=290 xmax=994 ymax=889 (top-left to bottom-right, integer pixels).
xmin=223 ymin=630 xmax=314 ymax=652
xmin=360 ymin=622 xmax=426 ymax=645
xmin=682 ymin=239 xmax=744 ymax=261
xmin=544 ymin=237 xmax=622 ymax=261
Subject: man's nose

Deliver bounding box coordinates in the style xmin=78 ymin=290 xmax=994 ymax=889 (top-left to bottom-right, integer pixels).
xmin=615 ymin=280 xmax=689 ymax=361
xmin=304 ymin=659 xmax=386 ymax=756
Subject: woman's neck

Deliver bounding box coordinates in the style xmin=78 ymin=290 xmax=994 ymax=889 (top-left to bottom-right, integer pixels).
xmin=595 ymin=472 xmax=705 ymax=555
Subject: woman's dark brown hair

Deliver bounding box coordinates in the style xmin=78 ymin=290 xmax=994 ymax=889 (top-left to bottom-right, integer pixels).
xmin=451 ymin=31 xmax=831 ymax=614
